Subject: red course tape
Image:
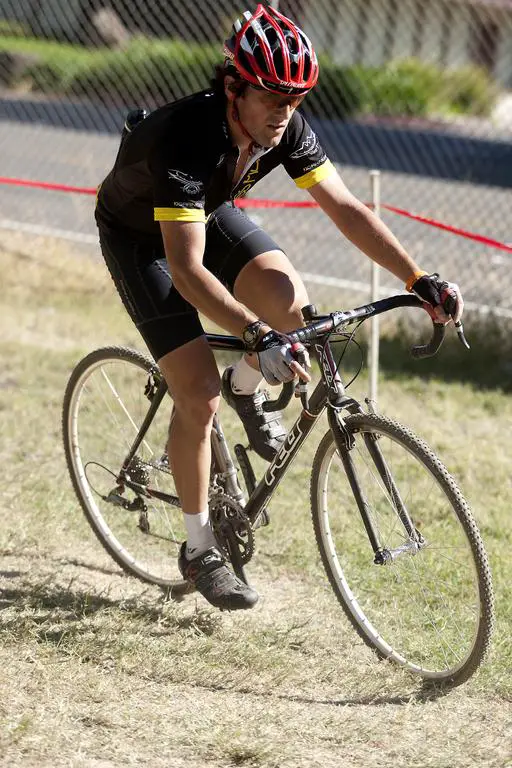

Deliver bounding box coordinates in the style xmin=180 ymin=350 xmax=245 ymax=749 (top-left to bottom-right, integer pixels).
xmin=379 ymin=203 xmax=512 ymax=254
xmin=1 ymin=175 xmax=511 ymax=254
xmin=0 ymin=176 xmax=97 ymax=196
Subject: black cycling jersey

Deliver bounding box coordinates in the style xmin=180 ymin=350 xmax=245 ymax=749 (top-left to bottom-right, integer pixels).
xmin=96 ymin=89 xmax=334 ymax=237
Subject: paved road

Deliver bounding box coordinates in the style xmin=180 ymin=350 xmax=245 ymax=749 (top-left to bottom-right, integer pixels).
xmin=1 ymin=119 xmax=511 ymax=315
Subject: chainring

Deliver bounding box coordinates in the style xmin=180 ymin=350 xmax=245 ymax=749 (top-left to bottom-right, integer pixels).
xmin=209 ymin=492 xmax=254 ymax=565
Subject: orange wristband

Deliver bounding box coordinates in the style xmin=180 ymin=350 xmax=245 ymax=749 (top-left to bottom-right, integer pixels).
xmin=405 ymin=270 xmax=428 ymax=293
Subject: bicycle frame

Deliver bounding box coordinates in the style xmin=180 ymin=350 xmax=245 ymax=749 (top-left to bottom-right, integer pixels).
xmin=114 ymin=327 xmax=396 ymax=559
xmin=114 ymin=294 xmax=458 ymax=559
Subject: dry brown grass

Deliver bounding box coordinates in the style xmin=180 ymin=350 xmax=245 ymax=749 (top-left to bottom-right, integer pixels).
xmin=1 ymin=230 xmax=511 ymax=768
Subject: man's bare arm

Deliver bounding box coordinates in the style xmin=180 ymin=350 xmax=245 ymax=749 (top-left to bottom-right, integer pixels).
xmin=308 ymin=171 xmax=422 ymax=284
xmin=160 ymin=220 xmax=258 ymax=337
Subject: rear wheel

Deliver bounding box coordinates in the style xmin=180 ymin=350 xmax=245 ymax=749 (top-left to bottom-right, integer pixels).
xmin=311 ymin=413 xmax=494 ymax=686
xmin=63 ymin=346 xmax=188 ymax=592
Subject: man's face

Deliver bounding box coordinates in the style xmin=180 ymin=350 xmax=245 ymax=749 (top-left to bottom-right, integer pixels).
xmin=236 ymin=86 xmax=305 ymax=147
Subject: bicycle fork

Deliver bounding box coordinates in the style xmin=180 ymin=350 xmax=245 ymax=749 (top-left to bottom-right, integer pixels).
xmin=329 ymin=409 xmax=424 ymax=565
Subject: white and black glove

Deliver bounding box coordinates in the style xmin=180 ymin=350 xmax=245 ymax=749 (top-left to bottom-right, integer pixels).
xmin=409 ymin=272 xmax=464 ymax=324
xmin=255 ymin=330 xmax=310 ymax=386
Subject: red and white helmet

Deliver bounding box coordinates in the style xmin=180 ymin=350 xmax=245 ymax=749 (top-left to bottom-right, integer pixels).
xmin=224 ymin=4 xmax=319 ymax=96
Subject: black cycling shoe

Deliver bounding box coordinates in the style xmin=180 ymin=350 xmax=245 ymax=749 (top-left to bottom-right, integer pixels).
xmin=178 ymin=542 xmax=259 ymax=611
xmin=221 ymin=366 xmax=287 ymax=462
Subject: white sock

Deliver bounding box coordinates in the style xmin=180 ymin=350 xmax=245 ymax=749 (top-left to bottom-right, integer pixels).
xmin=231 ymin=355 xmax=263 ymax=395
xmin=184 ymin=510 xmax=217 ymax=559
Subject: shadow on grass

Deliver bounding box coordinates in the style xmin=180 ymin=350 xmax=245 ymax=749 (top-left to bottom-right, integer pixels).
xmin=192 ymin=679 xmax=450 ymax=707
xmin=1 ymin=550 xmax=126 ymax=579
xmin=0 ymin=580 xmax=121 ymax=616
xmin=0 ymin=571 xmax=221 ymax=645
xmin=51 ymin=556 xmax=124 ymax=578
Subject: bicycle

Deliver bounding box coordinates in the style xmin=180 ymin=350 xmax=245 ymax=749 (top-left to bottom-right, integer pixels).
xmin=62 ymin=293 xmax=494 ymax=687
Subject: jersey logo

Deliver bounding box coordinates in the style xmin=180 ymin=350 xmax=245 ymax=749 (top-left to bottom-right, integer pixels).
xmin=289 ymin=132 xmax=318 ymax=160
xmin=167 ymin=169 xmax=203 ymax=195
xmin=234 ymin=159 xmax=261 ymax=199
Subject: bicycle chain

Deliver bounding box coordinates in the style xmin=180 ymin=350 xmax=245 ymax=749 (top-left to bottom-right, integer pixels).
xmin=208 ymin=491 xmax=255 ymax=565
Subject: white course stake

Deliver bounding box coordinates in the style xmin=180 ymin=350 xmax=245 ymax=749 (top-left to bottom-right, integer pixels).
xmin=368 ymin=170 xmax=381 ymax=404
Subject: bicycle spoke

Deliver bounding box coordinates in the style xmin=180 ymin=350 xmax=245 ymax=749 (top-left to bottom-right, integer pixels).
xmin=99 ymin=368 xmax=155 ymax=456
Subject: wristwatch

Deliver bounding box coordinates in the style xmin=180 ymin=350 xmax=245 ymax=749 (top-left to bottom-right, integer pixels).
xmin=242 ymin=320 xmax=266 ymax=350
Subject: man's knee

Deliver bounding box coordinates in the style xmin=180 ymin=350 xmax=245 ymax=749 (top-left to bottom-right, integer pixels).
xmin=172 ymin=384 xmax=220 ymax=432
xmin=271 ymin=284 xmax=310 ymax=332
xmin=234 ymin=249 xmax=309 ymax=331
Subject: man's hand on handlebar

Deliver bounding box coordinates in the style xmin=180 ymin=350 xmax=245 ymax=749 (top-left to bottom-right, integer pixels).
xmin=255 ymin=330 xmax=311 ymax=386
xmin=409 ymin=272 xmax=464 ymax=325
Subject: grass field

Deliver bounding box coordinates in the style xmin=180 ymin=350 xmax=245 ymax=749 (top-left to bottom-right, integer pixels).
xmin=1 ymin=230 xmax=511 ymax=768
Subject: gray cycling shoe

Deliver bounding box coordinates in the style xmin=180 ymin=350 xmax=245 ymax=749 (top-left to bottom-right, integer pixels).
xmin=178 ymin=542 xmax=259 ymax=611
xmin=221 ymin=366 xmax=286 ymax=462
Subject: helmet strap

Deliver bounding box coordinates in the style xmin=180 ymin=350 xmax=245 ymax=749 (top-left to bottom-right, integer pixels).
xmin=231 ymin=99 xmax=260 ymax=154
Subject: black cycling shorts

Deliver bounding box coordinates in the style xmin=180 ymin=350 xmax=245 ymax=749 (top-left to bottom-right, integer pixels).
xmin=99 ymin=202 xmax=282 ymax=361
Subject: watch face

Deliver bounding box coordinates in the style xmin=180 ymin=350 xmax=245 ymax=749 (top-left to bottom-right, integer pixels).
xmin=243 ymin=328 xmax=257 ymax=344
xmin=243 ymin=322 xmax=262 ymax=347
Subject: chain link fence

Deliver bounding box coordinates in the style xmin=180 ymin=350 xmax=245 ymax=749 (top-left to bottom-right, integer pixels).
xmin=1 ymin=0 xmax=511 ymax=317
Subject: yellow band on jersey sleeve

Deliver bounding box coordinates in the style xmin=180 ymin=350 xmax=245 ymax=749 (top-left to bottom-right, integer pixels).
xmin=293 ymin=159 xmax=335 ymax=189
xmin=154 ymin=207 xmax=206 ymax=222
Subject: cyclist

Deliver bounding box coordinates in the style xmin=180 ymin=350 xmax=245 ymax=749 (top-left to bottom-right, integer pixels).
xmin=95 ymin=4 xmax=463 ymax=611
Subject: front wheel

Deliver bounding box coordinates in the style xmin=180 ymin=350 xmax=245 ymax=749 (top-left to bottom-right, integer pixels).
xmin=311 ymin=413 xmax=494 ymax=686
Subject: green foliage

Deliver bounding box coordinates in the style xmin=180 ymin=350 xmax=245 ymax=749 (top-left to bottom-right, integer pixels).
xmin=364 ymin=58 xmax=440 ymax=117
xmin=66 ymin=37 xmax=221 ymax=104
xmin=0 ymin=34 xmax=500 ymax=119
xmin=306 ymin=55 xmax=498 ymax=119
xmin=0 ymin=35 xmax=221 ymax=105
xmin=438 ymin=65 xmax=499 ymax=116
xmin=305 ymin=57 xmax=368 ymax=119
xmin=0 ymin=36 xmax=95 ymax=91
xmin=0 ymin=20 xmax=28 ymax=37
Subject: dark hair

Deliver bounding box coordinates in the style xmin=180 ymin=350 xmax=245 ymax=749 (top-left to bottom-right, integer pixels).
xmin=211 ymin=63 xmax=249 ymax=99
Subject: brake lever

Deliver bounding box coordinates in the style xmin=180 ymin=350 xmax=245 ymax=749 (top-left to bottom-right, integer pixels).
xmin=455 ymin=320 xmax=470 ymax=350
xmin=292 ymin=346 xmax=310 ymax=411
xmin=441 ymin=286 xmax=470 ymax=349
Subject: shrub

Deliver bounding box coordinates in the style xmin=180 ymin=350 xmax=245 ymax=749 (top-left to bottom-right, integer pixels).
xmin=65 ymin=37 xmax=221 ymax=105
xmin=0 ymin=20 xmax=28 ymax=37
xmin=304 ymin=57 xmax=368 ymax=119
xmin=438 ymin=65 xmax=498 ymax=117
xmin=365 ymin=58 xmax=440 ymax=117
xmin=24 ymin=52 xmax=87 ymax=93
xmin=0 ymin=36 xmax=94 ymax=92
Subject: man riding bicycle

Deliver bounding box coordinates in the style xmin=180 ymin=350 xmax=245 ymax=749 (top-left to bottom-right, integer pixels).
xmin=95 ymin=4 xmax=463 ymax=611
